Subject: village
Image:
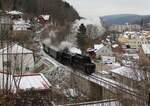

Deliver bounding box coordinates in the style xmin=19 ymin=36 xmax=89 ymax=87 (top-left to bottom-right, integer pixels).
xmin=0 ymin=2 xmax=150 ymax=106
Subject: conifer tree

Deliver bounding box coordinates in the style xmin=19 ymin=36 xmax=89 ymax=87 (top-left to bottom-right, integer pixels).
xmin=77 ymin=23 xmax=87 ymax=54
xmin=0 ymin=0 xmax=2 ymax=10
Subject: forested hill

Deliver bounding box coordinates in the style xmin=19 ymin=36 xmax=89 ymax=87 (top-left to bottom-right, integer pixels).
xmin=0 ymin=0 xmax=80 ymax=25
xmin=102 ymin=14 xmax=143 ymax=25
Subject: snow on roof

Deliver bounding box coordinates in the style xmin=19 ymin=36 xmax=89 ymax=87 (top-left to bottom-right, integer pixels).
xmin=0 ymin=44 xmax=33 ymax=54
xmin=110 ymin=66 xmax=143 ymax=81
xmin=69 ymin=47 xmax=81 ymax=54
xmin=7 ymin=10 xmax=23 ymax=15
xmin=87 ymin=48 xmax=95 ymax=52
xmin=0 ymin=72 xmax=51 ymax=93
xmin=112 ymin=44 xmax=119 ymax=48
xmin=142 ymin=44 xmax=150 ymax=54
xmin=41 ymin=15 xmax=50 ymax=21
xmin=94 ymin=44 xmax=104 ymax=51
xmin=14 ymin=73 xmax=51 ymax=90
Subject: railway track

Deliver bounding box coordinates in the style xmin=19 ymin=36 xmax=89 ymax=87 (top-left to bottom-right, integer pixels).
xmin=41 ymin=50 xmax=146 ymax=103
xmin=90 ymin=74 xmax=145 ymax=100
xmin=72 ymin=71 xmax=146 ymax=105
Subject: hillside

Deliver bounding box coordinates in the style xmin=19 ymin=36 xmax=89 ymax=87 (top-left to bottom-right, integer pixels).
xmin=0 ymin=0 xmax=80 ymax=25
xmin=102 ymin=14 xmax=143 ymax=25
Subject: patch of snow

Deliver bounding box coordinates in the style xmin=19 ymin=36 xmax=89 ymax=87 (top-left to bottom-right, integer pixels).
xmin=41 ymin=15 xmax=50 ymax=21
xmin=7 ymin=10 xmax=23 ymax=15
xmin=94 ymin=44 xmax=104 ymax=51
xmin=112 ymin=44 xmax=119 ymax=48
xmin=87 ymin=48 xmax=95 ymax=52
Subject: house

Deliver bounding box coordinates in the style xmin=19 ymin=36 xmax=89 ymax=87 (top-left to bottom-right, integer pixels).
xmin=41 ymin=15 xmax=50 ymax=21
xmin=110 ymin=66 xmax=144 ymax=88
xmin=0 ymin=43 xmax=35 ymax=73
xmin=126 ymin=37 xmax=150 ymax=49
xmin=94 ymin=44 xmax=113 ymax=58
xmin=13 ymin=18 xmax=31 ymax=31
xmin=6 ymin=10 xmax=23 ymax=20
xmin=139 ymin=44 xmax=150 ymax=66
xmin=118 ymin=31 xmax=150 ymax=49
xmin=35 ymin=15 xmax=50 ymax=25
xmin=87 ymin=44 xmax=113 ymax=59
xmin=0 ymin=15 xmax=12 ymax=36
xmin=101 ymin=56 xmax=115 ymax=64
xmin=123 ymin=53 xmax=139 ymax=60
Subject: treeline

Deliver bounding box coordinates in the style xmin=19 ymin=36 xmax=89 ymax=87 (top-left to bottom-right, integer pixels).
xmin=0 ymin=0 xmax=80 ymax=25
xmin=131 ymin=15 xmax=150 ymax=30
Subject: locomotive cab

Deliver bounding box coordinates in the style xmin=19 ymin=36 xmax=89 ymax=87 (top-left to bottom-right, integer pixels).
xmin=84 ymin=63 xmax=95 ymax=75
xmin=72 ymin=54 xmax=95 ymax=75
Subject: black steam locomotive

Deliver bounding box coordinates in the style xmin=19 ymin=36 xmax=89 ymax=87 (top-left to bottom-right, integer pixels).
xmin=42 ymin=43 xmax=95 ymax=75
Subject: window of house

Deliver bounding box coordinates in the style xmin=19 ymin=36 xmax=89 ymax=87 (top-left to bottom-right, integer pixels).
xmin=26 ymin=67 xmax=29 ymax=71
xmin=3 ymin=61 xmax=11 ymax=67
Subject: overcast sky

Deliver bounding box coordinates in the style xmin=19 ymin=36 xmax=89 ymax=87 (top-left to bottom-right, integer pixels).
xmin=64 ymin=0 xmax=150 ymax=19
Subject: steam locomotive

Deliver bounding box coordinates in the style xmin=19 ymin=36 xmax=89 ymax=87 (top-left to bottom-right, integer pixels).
xmin=42 ymin=43 xmax=95 ymax=75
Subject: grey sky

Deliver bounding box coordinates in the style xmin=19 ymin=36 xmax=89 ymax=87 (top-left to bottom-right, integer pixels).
xmin=64 ymin=0 xmax=150 ymax=19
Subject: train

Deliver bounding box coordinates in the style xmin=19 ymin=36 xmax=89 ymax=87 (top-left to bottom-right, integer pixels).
xmin=42 ymin=43 xmax=95 ymax=75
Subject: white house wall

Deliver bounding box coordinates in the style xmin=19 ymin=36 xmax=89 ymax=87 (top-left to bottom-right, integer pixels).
xmin=0 ymin=54 xmax=34 ymax=73
xmin=96 ymin=46 xmax=113 ymax=57
xmin=0 ymin=44 xmax=34 ymax=73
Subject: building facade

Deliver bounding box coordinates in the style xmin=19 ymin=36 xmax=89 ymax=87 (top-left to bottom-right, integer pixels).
xmin=109 ymin=24 xmax=141 ymax=32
